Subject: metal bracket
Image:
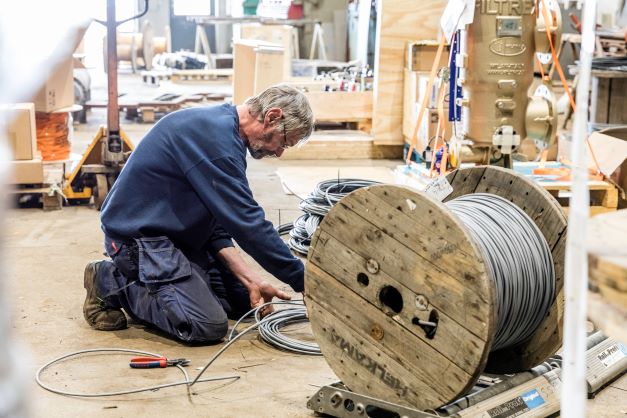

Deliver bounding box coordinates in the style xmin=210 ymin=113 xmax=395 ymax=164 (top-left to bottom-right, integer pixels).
xmin=307 ymin=383 xmax=439 ymax=418
xmin=308 ymin=334 xmax=626 ymax=418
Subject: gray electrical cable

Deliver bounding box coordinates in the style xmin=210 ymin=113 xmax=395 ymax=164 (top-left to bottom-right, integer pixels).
xmin=228 ymin=301 xmax=321 ymax=356
xmin=446 ymin=193 xmax=555 ymax=351
xmin=35 ymin=348 xmax=239 ymax=397
xmin=36 ymin=301 xmax=318 ymax=397
xmin=278 ymin=179 xmax=381 ymax=255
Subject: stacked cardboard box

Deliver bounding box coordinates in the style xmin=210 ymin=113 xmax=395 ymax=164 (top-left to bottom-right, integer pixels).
xmin=0 ymin=103 xmax=44 ymax=184
xmin=232 ymin=40 xmax=285 ymax=105
xmin=33 ymin=55 xmax=75 ymax=113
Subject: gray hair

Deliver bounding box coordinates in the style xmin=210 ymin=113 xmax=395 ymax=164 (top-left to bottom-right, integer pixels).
xmin=245 ymin=84 xmax=315 ymax=145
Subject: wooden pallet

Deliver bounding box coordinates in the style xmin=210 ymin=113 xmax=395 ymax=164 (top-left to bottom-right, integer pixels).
xmin=170 ymin=68 xmax=234 ymax=83
xmin=10 ymin=184 xmax=64 ymax=211
xmin=541 ymin=180 xmax=618 ymax=216
xmin=280 ymin=130 xmax=402 ymax=160
xmin=141 ymin=69 xmax=172 ymax=85
xmin=84 ymin=92 xmax=227 ymax=123
xmin=8 ymin=160 xmax=67 ymax=210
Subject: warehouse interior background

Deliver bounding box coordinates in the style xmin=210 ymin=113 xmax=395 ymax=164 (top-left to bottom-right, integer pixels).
xmin=0 ymin=0 xmax=626 ymax=417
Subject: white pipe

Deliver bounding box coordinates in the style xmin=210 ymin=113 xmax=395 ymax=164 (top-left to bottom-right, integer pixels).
xmin=356 ymin=0 xmax=372 ymax=66
xmin=561 ymin=0 xmax=597 ymax=417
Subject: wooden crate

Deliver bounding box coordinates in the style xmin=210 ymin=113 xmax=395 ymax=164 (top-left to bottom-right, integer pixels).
xmin=592 ymin=70 xmax=627 ymax=125
xmin=304 ymin=91 xmax=372 ymax=123
xmin=372 ymin=0 xmax=446 ymax=145
xmin=281 ymin=130 xmax=402 ymax=160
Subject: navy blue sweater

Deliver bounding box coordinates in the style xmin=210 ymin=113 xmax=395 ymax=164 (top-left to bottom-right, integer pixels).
xmin=100 ymin=104 xmax=304 ymax=292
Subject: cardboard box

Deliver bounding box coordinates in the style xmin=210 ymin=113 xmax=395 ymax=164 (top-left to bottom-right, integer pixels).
xmin=233 ymin=40 xmax=285 ymax=105
xmin=8 ymin=158 xmax=44 ymax=184
xmin=403 ymin=69 xmax=448 ymax=140
xmin=406 ymin=41 xmax=449 ymax=72
xmin=33 ymin=55 xmax=75 ymax=112
xmin=0 ymin=103 xmax=37 ymax=160
xmin=403 ymin=106 xmax=452 ymax=147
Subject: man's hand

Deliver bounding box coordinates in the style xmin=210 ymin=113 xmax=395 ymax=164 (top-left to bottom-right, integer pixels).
xmin=249 ymin=281 xmax=291 ymax=317
xmin=216 ymin=247 xmax=293 ymax=318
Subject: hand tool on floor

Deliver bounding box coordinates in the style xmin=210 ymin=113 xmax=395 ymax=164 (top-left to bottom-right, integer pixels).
xmin=129 ymin=357 xmax=189 ymax=369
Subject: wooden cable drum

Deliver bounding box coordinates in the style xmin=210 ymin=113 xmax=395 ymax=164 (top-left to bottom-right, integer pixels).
xmin=304 ymin=166 xmax=567 ymax=410
xmin=105 ymin=22 xmax=170 ymax=71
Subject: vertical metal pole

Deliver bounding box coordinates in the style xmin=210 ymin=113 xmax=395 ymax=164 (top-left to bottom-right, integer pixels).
xmin=561 ymin=1 xmax=597 ymax=417
xmin=356 ymin=0 xmax=371 ymax=66
xmin=106 ymin=0 xmax=119 ymax=134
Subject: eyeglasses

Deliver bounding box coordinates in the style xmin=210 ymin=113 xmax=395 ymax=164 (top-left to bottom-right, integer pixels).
xmin=280 ymin=121 xmax=289 ymax=150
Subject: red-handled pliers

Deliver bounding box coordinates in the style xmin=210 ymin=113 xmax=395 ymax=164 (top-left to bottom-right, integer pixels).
xmin=129 ymin=357 xmax=190 ymax=369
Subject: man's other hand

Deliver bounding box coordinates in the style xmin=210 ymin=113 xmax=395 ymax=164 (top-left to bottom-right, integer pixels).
xmin=249 ymin=281 xmax=291 ymax=318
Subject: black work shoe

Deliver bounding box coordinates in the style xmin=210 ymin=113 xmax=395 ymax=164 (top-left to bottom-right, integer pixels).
xmin=83 ymin=261 xmax=127 ymax=331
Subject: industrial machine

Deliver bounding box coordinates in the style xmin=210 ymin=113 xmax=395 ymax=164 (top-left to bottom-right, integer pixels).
xmin=64 ymin=0 xmax=148 ymax=209
xmin=421 ymin=0 xmax=564 ymax=168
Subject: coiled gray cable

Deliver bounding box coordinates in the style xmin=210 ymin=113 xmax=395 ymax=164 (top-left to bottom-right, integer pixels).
xmin=278 ymin=179 xmax=381 ymax=255
xmin=446 ymin=193 xmax=555 ymax=351
xmin=229 ymin=301 xmax=321 ymax=356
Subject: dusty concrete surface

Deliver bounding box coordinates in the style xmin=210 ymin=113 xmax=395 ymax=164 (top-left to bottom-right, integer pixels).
xmin=3 ymin=75 xmax=626 ymax=417
xmin=3 ymin=100 xmax=400 ymax=417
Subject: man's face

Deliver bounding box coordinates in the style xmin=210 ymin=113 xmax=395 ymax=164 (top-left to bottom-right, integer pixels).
xmin=248 ymin=130 xmax=279 ymax=159
xmin=247 ymin=110 xmax=295 ymax=159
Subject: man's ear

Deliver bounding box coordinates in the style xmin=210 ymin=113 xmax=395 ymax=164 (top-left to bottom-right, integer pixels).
xmin=264 ymin=108 xmax=283 ymax=126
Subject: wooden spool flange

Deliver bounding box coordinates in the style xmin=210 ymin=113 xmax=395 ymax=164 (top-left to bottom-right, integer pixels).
xmin=304 ymin=166 xmax=567 ymax=410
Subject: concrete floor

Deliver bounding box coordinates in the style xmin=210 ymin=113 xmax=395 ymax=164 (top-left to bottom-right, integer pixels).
xmin=3 ymin=75 xmax=626 ymax=417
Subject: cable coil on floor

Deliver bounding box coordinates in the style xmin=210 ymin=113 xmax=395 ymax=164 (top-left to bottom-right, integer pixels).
xmin=445 ymin=193 xmax=556 ymax=351
xmin=278 ymin=179 xmax=381 ymax=255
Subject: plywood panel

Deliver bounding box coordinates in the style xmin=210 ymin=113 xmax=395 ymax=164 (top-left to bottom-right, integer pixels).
xmin=304 ymin=91 xmax=372 ymax=122
xmin=280 ymin=130 xmax=402 ymax=160
xmin=241 ymin=24 xmax=294 ymax=78
xmin=372 ymin=0 xmax=446 ymax=145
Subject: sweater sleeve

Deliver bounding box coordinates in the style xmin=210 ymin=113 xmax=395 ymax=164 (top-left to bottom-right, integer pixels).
xmin=185 ymin=156 xmax=305 ymax=292
xmin=207 ymin=225 xmax=235 ymax=254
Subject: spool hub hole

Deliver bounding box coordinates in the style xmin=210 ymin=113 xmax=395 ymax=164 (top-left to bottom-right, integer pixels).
xmin=357 ymin=273 xmax=370 ymax=287
xmin=379 ymin=286 xmax=403 ymax=314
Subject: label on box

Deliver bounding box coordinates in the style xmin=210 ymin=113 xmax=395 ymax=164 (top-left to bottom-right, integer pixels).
xmin=597 ymin=343 xmax=626 ymax=368
xmin=487 ymin=389 xmax=545 ymax=418
xmin=424 ymin=176 xmax=453 ymax=201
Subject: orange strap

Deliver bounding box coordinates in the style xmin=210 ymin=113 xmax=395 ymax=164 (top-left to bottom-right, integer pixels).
xmin=536 ymin=55 xmax=547 ymax=80
xmin=406 ymin=33 xmax=447 ymax=165
xmin=429 ymin=84 xmax=448 ymax=176
xmin=539 ymin=0 xmax=602 ymax=174
xmin=539 ymin=0 xmax=576 ymax=112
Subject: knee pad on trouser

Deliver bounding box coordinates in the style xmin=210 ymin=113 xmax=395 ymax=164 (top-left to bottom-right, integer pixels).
xmin=149 ymin=284 xmax=229 ymax=343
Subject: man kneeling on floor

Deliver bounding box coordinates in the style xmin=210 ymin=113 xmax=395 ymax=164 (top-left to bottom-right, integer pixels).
xmin=83 ymin=85 xmax=314 ymax=343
